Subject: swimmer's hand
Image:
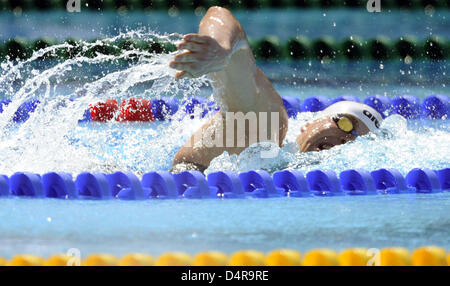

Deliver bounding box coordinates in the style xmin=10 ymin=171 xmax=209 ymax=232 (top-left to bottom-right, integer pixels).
xmin=169 ymin=34 xmax=231 ymax=79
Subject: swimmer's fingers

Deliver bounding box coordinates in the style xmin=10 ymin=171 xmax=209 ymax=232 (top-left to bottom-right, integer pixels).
xmin=169 ymin=61 xmax=195 ymax=72
xmin=170 ymin=62 xmax=199 ymax=78
xmin=183 ymin=34 xmax=210 ymax=44
xmin=177 ymin=41 xmax=203 ymax=52
xmin=175 ymin=70 xmax=192 ymax=80
xmin=175 ymin=71 xmax=185 ymax=79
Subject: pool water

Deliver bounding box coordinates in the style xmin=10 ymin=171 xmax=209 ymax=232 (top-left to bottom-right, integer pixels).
xmin=0 ymin=192 xmax=449 ymax=258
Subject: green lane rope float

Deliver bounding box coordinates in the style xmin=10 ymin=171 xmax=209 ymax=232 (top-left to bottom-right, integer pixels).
xmin=0 ymin=35 xmax=448 ymax=61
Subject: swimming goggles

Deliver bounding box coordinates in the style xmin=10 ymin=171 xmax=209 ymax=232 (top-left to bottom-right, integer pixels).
xmin=332 ymin=114 xmax=359 ymax=137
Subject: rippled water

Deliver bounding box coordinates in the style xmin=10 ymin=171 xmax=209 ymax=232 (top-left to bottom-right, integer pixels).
xmin=0 ymin=30 xmax=211 ymax=175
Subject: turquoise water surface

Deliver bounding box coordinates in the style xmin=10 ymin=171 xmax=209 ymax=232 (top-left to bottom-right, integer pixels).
xmin=0 ymin=192 xmax=449 ymax=258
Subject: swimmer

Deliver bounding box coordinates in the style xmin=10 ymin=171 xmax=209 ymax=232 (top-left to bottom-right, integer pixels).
xmin=170 ymin=7 xmax=383 ymax=173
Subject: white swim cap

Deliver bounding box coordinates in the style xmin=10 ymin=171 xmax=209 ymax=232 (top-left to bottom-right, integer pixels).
xmin=320 ymin=101 xmax=383 ymax=133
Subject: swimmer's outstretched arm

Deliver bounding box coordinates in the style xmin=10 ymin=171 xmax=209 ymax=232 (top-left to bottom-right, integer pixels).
xmin=170 ymin=6 xmax=288 ymax=171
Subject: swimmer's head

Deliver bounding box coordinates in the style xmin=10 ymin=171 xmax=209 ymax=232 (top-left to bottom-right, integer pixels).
xmin=296 ymin=101 xmax=383 ymax=152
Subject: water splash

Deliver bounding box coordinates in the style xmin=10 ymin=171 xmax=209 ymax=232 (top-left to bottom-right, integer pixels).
xmin=0 ymin=29 xmax=449 ymax=177
xmin=206 ymin=114 xmax=450 ymax=176
xmin=0 ymin=29 xmax=211 ymax=176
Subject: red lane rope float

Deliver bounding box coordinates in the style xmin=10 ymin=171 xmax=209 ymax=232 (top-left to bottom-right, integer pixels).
xmin=89 ymin=99 xmax=119 ymax=122
xmin=117 ymin=98 xmax=153 ymax=122
xmin=90 ymin=98 xmax=154 ymax=122
xmin=85 ymin=95 xmax=449 ymax=123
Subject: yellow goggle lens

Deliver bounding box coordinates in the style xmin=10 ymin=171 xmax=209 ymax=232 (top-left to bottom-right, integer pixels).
xmin=336 ymin=116 xmax=353 ymax=132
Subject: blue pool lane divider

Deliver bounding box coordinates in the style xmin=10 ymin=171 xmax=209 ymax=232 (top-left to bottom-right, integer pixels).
xmin=207 ymin=171 xmax=245 ymax=198
xmin=405 ymin=168 xmax=443 ymax=193
xmin=436 ymin=168 xmax=450 ymax=191
xmin=300 ymin=96 xmax=331 ymax=112
xmin=0 ymin=98 xmax=41 ymax=123
xmin=273 ymin=170 xmax=311 ymax=197
xmin=42 ymin=172 xmax=77 ymax=199
xmin=331 ymin=95 xmax=360 ymax=104
xmin=0 ymin=175 xmax=9 ymax=196
xmin=151 ymin=97 xmax=179 ymax=121
xmin=422 ymin=94 xmax=450 ymax=119
xmin=363 ymin=95 xmax=393 ymax=118
xmin=173 ymin=170 xmax=212 ymax=198
xmin=391 ymin=95 xmax=421 ymax=119
xmin=9 ymin=172 xmax=44 ymax=197
xmin=107 ymin=171 xmax=147 ymax=200
xmin=0 ymin=95 xmax=448 ymax=124
xmin=239 ymin=170 xmax=286 ymax=198
xmin=0 ymin=167 xmax=448 ymax=200
xmin=306 ymin=170 xmax=343 ymax=196
xmin=141 ymin=171 xmax=178 ymax=199
xmin=339 ymin=169 xmax=377 ymax=195
xmin=281 ymin=96 xmax=301 ymax=118
xmin=75 ymin=172 xmax=110 ymax=199
xmin=370 ymin=168 xmax=414 ymax=194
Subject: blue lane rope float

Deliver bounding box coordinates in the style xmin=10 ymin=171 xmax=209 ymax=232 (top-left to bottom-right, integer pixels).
xmin=75 ymin=172 xmax=111 ymax=199
xmin=151 ymin=97 xmax=179 ymax=121
xmin=391 ymin=95 xmax=421 ymax=119
xmin=141 ymin=171 xmax=178 ymax=199
xmin=300 ymin=96 xmax=331 ymax=113
xmin=0 ymin=175 xmax=9 ymax=196
xmin=405 ymin=168 xmax=443 ymax=193
xmin=239 ymin=170 xmax=286 ymax=198
xmin=0 ymin=98 xmax=41 ymax=123
xmin=9 ymin=172 xmax=44 ymax=197
xmin=437 ymin=168 xmax=450 ymax=190
xmin=0 ymin=95 xmax=448 ymax=125
xmin=107 ymin=171 xmax=147 ymax=200
xmin=422 ymin=94 xmax=450 ymax=119
xmin=174 ymin=170 xmax=212 ymax=198
xmin=306 ymin=169 xmax=343 ymax=196
xmin=0 ymin=167 xmax=448 ymax=200
xmin=207 ymin=170 xmax=246 ymax=198
xmin=339 ymin=169 xmax=377 ymax=195
xmin=363 ymin=95 xmax=393 ymax=118
xmin=371 ymin=168 xmax=412 ymax=194
xmin=42 ymin=172 xmax=77 ymax=199
xmin=281 ymin=96 xmax=301 ymax=118
xmin=331 ymin=95 xmax=360 ymax=104
xmin=273 ymin=169 xmax=311 ymax=197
